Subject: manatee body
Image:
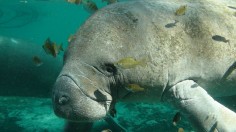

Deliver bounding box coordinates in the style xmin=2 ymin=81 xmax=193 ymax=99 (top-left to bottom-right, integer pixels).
xmin=52 ymin=0 xmax=236 ymax=131
xmin=0 ymin=36 xmax=62 ymax=97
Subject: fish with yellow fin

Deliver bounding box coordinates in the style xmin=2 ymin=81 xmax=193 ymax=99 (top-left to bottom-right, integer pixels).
xmin=126 ymin=84 xmax=145 ymax=92
xmin=66 ymin=0 xmax=82 ymax=4
xmin=68 ymin=34 xmax=76 ymax=43
xmin=175 ymin=5 xmax=187 ymax=16
xmin=32 ymin=56 xmax=43 ymax=67
xmin=42 ymin=38 xmax=64 ymax=58
xmin=102 ymin=0 xmax=117 ymax=5
xmin=178 ymin=128 xmax=184 ymax=132
xmin=173 ymin=112 xmax=181 ymax=126
xmin=115 ymin=57 xmax=147 ymax=69
xmin=82 ymin=0 xmax=98 ymax=13
xmin=101 ymin=129 xmax=112 ymax=132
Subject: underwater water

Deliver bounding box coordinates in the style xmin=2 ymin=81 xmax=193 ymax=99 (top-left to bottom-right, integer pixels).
xmin=1 ymin=0 xmax=236 ymax=132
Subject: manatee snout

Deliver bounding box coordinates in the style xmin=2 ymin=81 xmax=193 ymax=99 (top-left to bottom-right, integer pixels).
xmin=52 ymin=75 xmax=78 ymax=120
xmin=52 ymin=73 xmax=112 ymax=122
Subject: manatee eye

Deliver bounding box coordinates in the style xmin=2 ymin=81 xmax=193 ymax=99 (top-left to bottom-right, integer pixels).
xmin=104 ymin=63 xmax=117 ymax=75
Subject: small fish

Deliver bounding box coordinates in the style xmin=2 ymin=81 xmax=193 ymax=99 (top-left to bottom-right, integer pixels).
xmin=178 ymin=128 xmax=184 ymax=132
xmin=32 ymin=56 xmax=43 ymax=67
xmin=66 ymin=0 xmax=82 ymax=4
xmin=175 ymin=5 xmax=187 ymax=16
xmin=173 ymin=112 xmax=181 ymax=126
xmin=109 ymin=108 xmax=116 ymax=117
xmin=115 ymin=57 xmax=146 ymax=69
xmin=228 ymin=6 xmax=236 ymax=10
xmin=102 ymin=0 xmax=117 ymax=5
xmin=42 ymin=38 xmax=64 ymax=58
xmin=19 ymin=0 xmax=28 ymax=3
xmin=126 ymin=84 xmax=145 ymax=92
xmin=101 ymin=129 xmax=112 ymax=132
xmin=68 ymin=34 xmax=76 ymax=43
xmin=165 ymin=20 xmax=179 ymax=28
xmin=212 ymin=35 xmax=230 ymax=43
xmin=82 ymin=0 xmax=98 ymax=13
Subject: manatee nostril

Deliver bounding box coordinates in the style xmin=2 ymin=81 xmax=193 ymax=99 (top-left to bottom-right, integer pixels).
xmin=58 ymin=95 xmax=70 ymax=105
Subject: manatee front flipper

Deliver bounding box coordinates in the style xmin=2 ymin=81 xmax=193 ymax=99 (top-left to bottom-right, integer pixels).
xmin=162 ymin=80 xmax=236 ymax=132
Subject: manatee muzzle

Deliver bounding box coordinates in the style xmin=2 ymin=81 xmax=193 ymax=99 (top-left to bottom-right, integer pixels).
xmin=52 ymin=75 xmax=109 ymax=122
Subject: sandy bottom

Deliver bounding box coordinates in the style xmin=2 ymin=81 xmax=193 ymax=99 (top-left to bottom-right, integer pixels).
xmin=0 ymin=96 xmax=197 ymax=132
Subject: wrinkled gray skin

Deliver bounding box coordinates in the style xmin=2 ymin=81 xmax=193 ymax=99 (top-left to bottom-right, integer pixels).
xmin=52 ymin=0 xmax=236 ymax=131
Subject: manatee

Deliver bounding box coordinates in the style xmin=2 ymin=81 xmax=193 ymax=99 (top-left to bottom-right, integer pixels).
xmin=52 ymin=0 xmax=236 ymax=131
xmin=0 ymin=36 xmax=62 ymax=97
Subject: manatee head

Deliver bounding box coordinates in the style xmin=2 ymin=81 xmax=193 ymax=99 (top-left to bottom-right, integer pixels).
xmin=52 ymin=2 xmax=168 ymax=122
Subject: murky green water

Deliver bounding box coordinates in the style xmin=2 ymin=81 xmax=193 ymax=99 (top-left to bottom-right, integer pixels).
xmin=0 ymin=0 xmax=235 ymax=132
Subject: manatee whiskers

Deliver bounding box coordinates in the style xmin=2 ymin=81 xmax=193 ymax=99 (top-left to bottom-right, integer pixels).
xmin=77 ymin=74 xmax=100 ymax=88
xmin=108 ymin=76 xmax=116 ymax=86
xmin=114 ymin=72 xmax=128 ymax=86
xmin=104 ymin=100 xmax=112 ymax=114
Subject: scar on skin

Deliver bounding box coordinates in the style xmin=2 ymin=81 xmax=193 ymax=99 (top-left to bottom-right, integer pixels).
xmin=228 ymin=6 xmax=236 ymax=10
xmin=221 ymin=61 xmax=236 ymax=82
xmin=191 ymin=83 xmax=198 ymax=88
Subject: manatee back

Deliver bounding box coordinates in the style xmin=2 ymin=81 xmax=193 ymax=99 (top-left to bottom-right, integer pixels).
xmin=76 ymin=0 xmax=236 ymax=66
xmin=70 ymin=0 xmax=236 ymax=97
